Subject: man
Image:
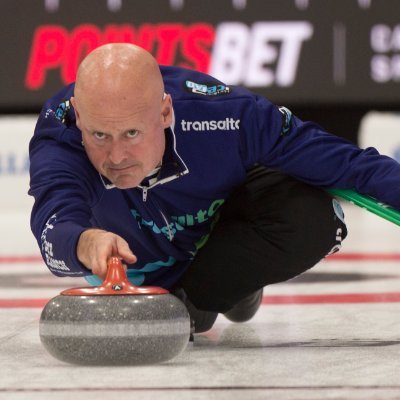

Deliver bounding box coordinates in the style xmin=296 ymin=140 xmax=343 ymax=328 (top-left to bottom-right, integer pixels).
xmin=29 ymin=44 xmax=399 ymax=333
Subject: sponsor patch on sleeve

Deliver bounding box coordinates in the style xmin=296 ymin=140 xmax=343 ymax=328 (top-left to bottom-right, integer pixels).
xmin=184 ymin=80 xmax=230 ymax=96
xmin=54 ymin=99 xmax=71 ymax=124
xmin=278 ymin=106 xmax=293 ymax=136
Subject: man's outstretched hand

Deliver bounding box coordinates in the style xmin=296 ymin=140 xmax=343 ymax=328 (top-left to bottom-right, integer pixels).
xmin=77 ymin=229 xmax=137 ymax=279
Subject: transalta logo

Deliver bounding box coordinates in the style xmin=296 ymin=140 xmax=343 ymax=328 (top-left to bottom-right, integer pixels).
xmin=24 ymin=21 xmax=313 ymax=90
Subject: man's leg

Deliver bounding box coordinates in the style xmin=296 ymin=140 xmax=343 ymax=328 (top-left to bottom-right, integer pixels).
xmin=179 ymin=166 xmax=347 ymax=315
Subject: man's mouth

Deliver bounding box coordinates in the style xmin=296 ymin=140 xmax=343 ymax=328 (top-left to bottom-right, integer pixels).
xmin=108 ymin=164 xmax=137 ymax=172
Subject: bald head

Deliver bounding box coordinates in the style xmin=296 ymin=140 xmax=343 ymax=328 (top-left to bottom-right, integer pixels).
xmin=70 ymin=44 xmax=172 ymax=189
xmin=74 ymin=44 xmax=164 ymax=112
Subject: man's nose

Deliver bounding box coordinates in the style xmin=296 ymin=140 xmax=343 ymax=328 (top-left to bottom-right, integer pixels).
xmin=108 ymin=141 xmax=127 ymax=164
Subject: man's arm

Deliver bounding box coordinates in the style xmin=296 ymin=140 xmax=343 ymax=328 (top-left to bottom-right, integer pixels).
xmin=29 ymin=111 xmax=136 ymax=278
xmin=242 ymin=95 xmax=400 ymax=210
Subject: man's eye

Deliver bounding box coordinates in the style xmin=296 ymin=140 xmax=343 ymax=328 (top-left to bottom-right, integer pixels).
xmin=127 ymin=130 xmax=139 ymax=138
xmin=94 ymin=132 xmax=106 ymax=140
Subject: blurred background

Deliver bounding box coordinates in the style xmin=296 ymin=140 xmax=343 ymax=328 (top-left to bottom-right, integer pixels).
xmin=1 ymin=0 xmax=400 ymax=257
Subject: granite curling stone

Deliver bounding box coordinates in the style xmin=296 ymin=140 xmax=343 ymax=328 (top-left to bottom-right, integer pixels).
xmin=39 ymin=257 xmax=190 ymax=365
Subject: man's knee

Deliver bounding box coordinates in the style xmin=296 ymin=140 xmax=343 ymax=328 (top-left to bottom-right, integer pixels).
xmin=238 ymin=173 xmax=348 ymax=280
xmin=265 ymin=185 xmax=348 ymax=281
xmin=284 ymin=186 xmax=347 ymax=258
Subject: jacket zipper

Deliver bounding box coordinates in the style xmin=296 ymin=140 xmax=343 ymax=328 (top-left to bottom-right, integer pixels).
xmin=142 ymin=187 xmax=173 ymax=241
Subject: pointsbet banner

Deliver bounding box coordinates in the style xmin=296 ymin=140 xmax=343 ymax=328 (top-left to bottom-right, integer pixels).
xmin=1 ymin=0 xmax=400 ymax=109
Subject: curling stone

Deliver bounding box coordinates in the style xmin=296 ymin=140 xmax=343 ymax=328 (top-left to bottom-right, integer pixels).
xmin=39 ymin=257 xmax=190 ymax=365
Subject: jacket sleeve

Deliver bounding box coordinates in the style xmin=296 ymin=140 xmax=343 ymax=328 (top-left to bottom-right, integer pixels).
xmin=241 ymin=95 xmax=400 ymax=210
xmin=29 ymin=110 xmax=97 ymax=277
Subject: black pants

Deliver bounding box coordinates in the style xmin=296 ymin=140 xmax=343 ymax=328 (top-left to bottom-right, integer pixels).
xmin=179 ymin=167 xmax=347 ymax=313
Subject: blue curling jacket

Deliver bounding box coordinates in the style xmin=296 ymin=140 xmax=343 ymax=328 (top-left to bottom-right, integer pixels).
xmin=29 ymin=66 xmax=400 ymax=288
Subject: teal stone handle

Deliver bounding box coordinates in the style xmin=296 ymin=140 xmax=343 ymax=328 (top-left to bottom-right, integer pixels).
xmin=327 ymin=188 xmax=400 ymax=226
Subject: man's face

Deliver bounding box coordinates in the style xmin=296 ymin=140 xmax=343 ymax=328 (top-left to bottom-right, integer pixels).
xmin=72 ymin=94 xmax=171 ymax=189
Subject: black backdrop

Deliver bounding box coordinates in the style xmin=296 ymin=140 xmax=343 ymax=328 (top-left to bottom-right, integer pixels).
xmin=2 ymin=0 xmax=400 ymax=143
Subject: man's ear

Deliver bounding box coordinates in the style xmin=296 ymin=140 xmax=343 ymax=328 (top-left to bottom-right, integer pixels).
xmin=161 ymin=94 xmax=173 ymax=128
xmin=70 ymin=97 xmax=81 ymax=128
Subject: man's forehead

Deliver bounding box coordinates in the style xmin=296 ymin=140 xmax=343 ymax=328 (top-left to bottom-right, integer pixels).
xmin=77 ymin=89 xmax=160 ymax=113
xmin=79 ymin=109 xmax=147 ymax=132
